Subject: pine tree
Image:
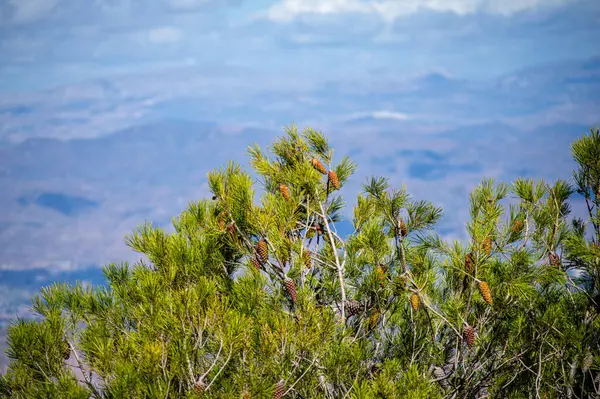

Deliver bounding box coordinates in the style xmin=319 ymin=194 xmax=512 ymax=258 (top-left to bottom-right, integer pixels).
xmin=1 ymin=124 xmax=599 ymax=398
xmin=560 ymin=126 xmax=600 ymax=397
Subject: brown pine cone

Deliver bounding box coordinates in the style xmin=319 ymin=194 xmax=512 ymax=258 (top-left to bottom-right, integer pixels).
xmin=483 ymin=237 xmax=492 ymax=256
xmin=251 ymin=255 xmax=261 ymax=271
xmin=256 ymin=239 xmax=268 ymax=264
xmin=273 ymin=380 xmax=285 ymax=399
xmin=193 ymin=381 xmax=207 ymax=394
xmin=344 ymin=299 xmax=362 ymax=317
xmin=465 ymin=252 xmax=475 ymax=274
xmin=464 ymin=325 xmax=475 ymax=347
xmin=283 ymin=277 xmax=296 ymax=303
xmin=311 ymin=158 xmax=327 ymax=174
xmin=410 ymin=293 xmax=420 ymax=311
xmin=549 ymin=251 xmax=561 ymax=267
xmin=328 ymin=170 xmax=340 ymax=190
xmin=398 ymin=217 xmax=408 ymax=237
xmin=478 ymin=281 xmax=493 ymax=305
xmin=279 ymin=184 xmax=290 ymax=201
xmin=511 ymin=219 xmax=524 ymax=234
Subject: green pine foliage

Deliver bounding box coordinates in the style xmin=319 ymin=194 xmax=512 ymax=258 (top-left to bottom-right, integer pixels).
xmin=1 ymin=124 xmax=600 ymax=398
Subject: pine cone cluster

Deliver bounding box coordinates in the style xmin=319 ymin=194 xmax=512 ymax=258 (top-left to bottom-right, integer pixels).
xmin=410 ymin=293 xmax=420 ymax=311
xmin=256 ymin=239 xmax=268 ymax=264
xmin=273 ymin=380 xmax=285 ymax=399
xmin=478 ymin=281 xmax=493 ymax=305
xmin=465 ymin=252 xmax=475 ymax=274
xmin=279 ymin=184 xmax=290 ymax=201
xmin=328 ymin=170 xmax=340 ymax=190
xmin=283 ymin=277 xmax=296 ymax=303
xmin=311 ymin=158 xmax=327 ymax=174
xmin=464 ymin=325 xmax=475 ymax=347
xmin=344 ymin=299 xmax=362 ymax=317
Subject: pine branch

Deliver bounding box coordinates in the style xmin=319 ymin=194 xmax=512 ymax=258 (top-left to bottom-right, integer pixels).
xmin=67 ymin=339 xmax=101 ymax=398
xmin=283 ymin=356 xmax=319 ymax=397
xmin=317 ymin=195 xmax=347 ymax=320
xmin=205 ymin=344 xmax=233 ymax=392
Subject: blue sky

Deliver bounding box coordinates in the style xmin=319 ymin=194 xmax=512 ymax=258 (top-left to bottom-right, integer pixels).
xmin=1 ymin=0 xmax=599 ymax=92
xmin=0 ymin=0 xmax=599 ymax=370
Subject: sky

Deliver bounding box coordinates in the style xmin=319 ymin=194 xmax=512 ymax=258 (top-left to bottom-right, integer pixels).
xmin=0 ymin=0 xmax=599 ymax=370
xmin=1 ymin=0 xmax=599 ymax=92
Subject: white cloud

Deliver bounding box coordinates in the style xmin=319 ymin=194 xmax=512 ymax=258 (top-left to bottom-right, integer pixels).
xmin=369 ymin=111 xmax=411 ymax=120
xmin=347 ymin=110 xmax=412 ymax=121
xmin=8 ymin=0 xmax=59 ymax=23
xmin=147 ymin=26 xmax=184 ymax=44
xmin=267 ymin=0 xmax=574 ymax=22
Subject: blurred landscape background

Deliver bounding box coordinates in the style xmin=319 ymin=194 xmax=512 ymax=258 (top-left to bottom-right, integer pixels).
xmin=0 ymin=0 xmax=599 ymax=370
